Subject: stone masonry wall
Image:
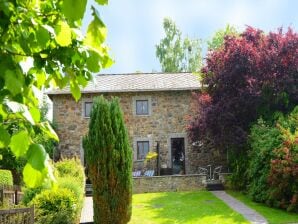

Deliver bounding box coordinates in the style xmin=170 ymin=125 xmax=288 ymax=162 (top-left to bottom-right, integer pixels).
xmin=133 ymin=174 xmax=206 ymax=193
xmin=51 ymin=90 xmax=226 ymax=174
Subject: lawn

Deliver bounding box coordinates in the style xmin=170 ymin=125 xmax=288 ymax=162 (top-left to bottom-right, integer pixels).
xmin=129 ymin=191 xmax=249 ymax=224
xmin=227 ymin=191 xmax=298 ymax=224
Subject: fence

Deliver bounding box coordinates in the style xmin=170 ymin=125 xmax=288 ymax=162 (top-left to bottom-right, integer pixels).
xmin=0 ymin=185 xmax=24 ymax=205
xmin=0 ymin=207 xmax=34 ymax=224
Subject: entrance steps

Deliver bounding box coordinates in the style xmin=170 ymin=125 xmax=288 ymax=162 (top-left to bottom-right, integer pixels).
xmin=206 ymin=180 xmax=224 ymax=191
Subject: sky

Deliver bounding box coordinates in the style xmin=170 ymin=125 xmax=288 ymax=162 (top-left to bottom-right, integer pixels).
xmin=83 ymin=0 xmax=298 ymax=74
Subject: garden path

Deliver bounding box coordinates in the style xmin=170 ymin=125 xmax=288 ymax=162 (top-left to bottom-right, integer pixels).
xmin=212 ymin=191 xmax=268 ymax=224
xmin=80 ymin=196 xmax=93 ymax=224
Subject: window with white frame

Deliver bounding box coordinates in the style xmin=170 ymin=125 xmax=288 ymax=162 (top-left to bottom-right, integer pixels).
xmin=136 ymin=100 xmax=149 ymax=115
xmin=137 ymin=141 xmax=149 ymax=160
xmin=84 ymin=102 xmax=93 ymax=118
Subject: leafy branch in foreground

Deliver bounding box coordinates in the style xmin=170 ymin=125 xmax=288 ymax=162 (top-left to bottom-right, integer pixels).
xmin=0 ymin=0 xmax=112 ymax=187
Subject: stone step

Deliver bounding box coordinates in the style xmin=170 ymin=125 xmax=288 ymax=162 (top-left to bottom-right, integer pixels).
xmin=85 ymin=184 xmax=93 ymax=196
xmin=206 ymin=181 xmax=224 ymax=191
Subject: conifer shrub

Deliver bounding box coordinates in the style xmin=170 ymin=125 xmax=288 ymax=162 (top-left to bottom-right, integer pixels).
xmin=83 ymin=96 xmax=132 ymax=224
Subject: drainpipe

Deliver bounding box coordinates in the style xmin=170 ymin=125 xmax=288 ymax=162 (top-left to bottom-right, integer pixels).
xmin=156 ymin=141 xmax=160 ymax=176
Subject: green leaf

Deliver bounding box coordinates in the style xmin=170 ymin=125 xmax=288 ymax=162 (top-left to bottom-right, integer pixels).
xmin=35 ymin=70 xmax=46 ymax=88
xmin=84 ymin=7 xmax=107 ymax=51
xmin=62 ymin=0 xmax=87 ymax=21
xmin=40 ymin=122 xmax=59 ymax=141
xmin=6 ymin=101 xmax=35 ymax=124
xmin=102 ymin=54 xmax=114 ymax=68
xmin=0 ymin=126 xmax=10 ymax=148
xmin=9 ymin=130 xmax=30 ymax=157
xmin=86 ymin=51 xmax=101 ymax=72
xmin=29 ymin=107 xmax=40 ymax=123
xmin=70 ymin=80 xmax=81 ymax=102
xmin=5 ymin=70 xmax=23 ymax=96
xmin=36 ymin=26 xmax=50 ymax=49
xmin=95 ymin=0 xmax=108 ymax=5
xmin=23 ymin=163 xmax=47 ymax=188
xmin=55 ymin=21 xmax=72 ymax=47
xmin=27 ymin=144 xmax=47 ymax=170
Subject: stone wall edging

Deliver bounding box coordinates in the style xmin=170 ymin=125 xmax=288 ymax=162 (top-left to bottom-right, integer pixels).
xmin=133 ymin=174 xmax=207 ymax=194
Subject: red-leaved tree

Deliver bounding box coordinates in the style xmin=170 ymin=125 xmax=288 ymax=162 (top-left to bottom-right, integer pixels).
xmin=189 ymin=27 xmax=298 ymax=153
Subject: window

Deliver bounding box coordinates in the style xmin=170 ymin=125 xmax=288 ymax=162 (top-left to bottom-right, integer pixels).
xmin=136 ymin=100 xmax=149 ymax=115
xmin=137 ymin=141 xmax=149 ymax=160
xmin=84 ymin=102 xmax=92 ymax=117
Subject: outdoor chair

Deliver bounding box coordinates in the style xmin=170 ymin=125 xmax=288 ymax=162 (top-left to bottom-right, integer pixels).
xmin=132 ymin=170 xmax=141 ymax=177
xmin=144 ymin=170 xmax=154 ymax=177
xmin=212 ymin=166 xmax=222 ymax=180
xmin=198 ymin=167 xmax=208 ymax=175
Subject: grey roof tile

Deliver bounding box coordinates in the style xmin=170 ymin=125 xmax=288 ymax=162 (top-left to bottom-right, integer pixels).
xmin=47 ymin=72 xmax=201 ymax=95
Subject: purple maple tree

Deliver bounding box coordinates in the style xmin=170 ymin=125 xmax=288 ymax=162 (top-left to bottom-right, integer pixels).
xmin=188 ymin=27 xmax=298 ymax=153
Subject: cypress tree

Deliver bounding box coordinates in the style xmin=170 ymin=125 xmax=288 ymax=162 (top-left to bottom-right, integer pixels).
xmin=83 ymin=96 xmax=132 ymax=224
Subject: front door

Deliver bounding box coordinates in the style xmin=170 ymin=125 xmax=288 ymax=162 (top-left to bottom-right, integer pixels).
xmin=171 ymin=138 xmax=185 ymax=174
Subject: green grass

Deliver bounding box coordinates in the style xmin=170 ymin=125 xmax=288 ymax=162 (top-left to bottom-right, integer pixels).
xmin=129 ymin=191 xmax=249 ymax=224
xmin=227 ymin=191 xmax=298 ymax=224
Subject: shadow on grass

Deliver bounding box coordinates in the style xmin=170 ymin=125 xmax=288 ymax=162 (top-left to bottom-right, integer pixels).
xmin=130 ymin=191 xmax=249 ymax=224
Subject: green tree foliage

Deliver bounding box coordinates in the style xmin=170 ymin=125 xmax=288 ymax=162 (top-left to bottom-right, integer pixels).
xmin=248 ymin=107 xmax=298 ymax=212
xmin=83 ymin=96 xmax=132 ymax=224
xmin=207 ymin=24 xmax=238 ymax=51
xmin=267 ymin=107 xmax=298 ymax=212
xmin=248 ymin=119 xmax=282 ymax=202
xmin=0 ymin=0 xmax=112 ymax=187
xmin=156 ymin=17 xmax=202 ymax=72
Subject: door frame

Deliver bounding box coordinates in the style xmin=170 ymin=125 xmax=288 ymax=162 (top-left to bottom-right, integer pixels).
xmin=167 ymin=133 xmax=188 ymax=174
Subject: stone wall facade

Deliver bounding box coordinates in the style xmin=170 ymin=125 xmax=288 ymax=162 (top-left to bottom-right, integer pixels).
xmin=51 ymin=90 xmax=227 ymax=174
xmin=133 ymin=174 xmax=206 ymax=193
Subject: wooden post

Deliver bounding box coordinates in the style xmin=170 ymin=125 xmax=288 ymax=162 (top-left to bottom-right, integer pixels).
xmin=0 ymin=189 xmax=3 ymax=205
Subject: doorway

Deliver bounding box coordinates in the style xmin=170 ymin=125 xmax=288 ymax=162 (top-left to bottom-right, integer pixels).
xmin=171 ymin=138 xmax=185 ymax=174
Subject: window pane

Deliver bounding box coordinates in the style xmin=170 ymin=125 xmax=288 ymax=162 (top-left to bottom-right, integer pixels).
xmin=136 ymin=101 xmax=143 ymax=115
xmin=85 ymin=102 xmax=92 ymax=117
xmin=136 ymin=100 xmax=148 ymax=115
xmin=142 ymin=101 xmax=148 ymax=114
xmin=137 ymin=141 xmax=149 ymax=160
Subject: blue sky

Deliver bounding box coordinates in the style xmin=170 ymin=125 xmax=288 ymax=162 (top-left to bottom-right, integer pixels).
xmin=83 ymin=0 xmax=298 ymax=74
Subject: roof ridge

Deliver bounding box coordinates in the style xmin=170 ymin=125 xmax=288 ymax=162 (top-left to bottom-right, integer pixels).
xmin=95 ymin=72 xmax=192 ymax=77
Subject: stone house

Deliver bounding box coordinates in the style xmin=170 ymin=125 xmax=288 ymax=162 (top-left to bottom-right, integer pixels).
xmin=47 ymin=72 xmax=225 ymax=174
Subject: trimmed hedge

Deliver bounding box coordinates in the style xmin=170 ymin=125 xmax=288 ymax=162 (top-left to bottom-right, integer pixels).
xmin=25 ymin=158 xmax=85 ymax=224
xmin=32 ymin=188 xmax=77 ymax=224
xmin=0 ymin=169 xmax=13 ymax=186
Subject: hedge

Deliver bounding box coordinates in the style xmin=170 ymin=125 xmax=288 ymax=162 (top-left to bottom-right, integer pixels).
xmin=0 ymin=169 xmax=13 ymax=186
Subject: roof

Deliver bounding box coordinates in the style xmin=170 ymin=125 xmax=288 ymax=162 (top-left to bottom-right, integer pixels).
xmin=46 ymin=72 xmax=201 ymax=95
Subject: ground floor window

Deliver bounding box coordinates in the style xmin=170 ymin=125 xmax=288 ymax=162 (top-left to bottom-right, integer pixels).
xmin=137 ymin=141 xmax=149 ymax=160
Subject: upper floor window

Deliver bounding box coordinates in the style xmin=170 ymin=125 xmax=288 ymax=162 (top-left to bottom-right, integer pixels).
xmin=136 ymin=100 xmax=149 ymax=115
xmin=137 ymin=141 xmax=149 ymax=160
xmin=84 ymin=102 xmax=93 ymax=118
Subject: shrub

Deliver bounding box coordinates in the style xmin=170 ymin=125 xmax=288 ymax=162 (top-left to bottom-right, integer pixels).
xmin=0 ymin=169 xmax=13 ymax=186
xmin=83 ymin=96 xmax=132 ymax=224
xmin=58 ymin=176 xmax=84 ymax=206
xmin=248 ymin=119 xmax=282 ymax=202
xmin=227 ymin=150 xmax=249 ymax=191
xmin=267 ymin=107 xmax=298 ymax=212
xmin=55 ymin=158 xmax=85 ymax=187
xmin=22 ymin=187 xmax=43 ymax=205
xmin=32 ymin=188 xmax=77 ymax=224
